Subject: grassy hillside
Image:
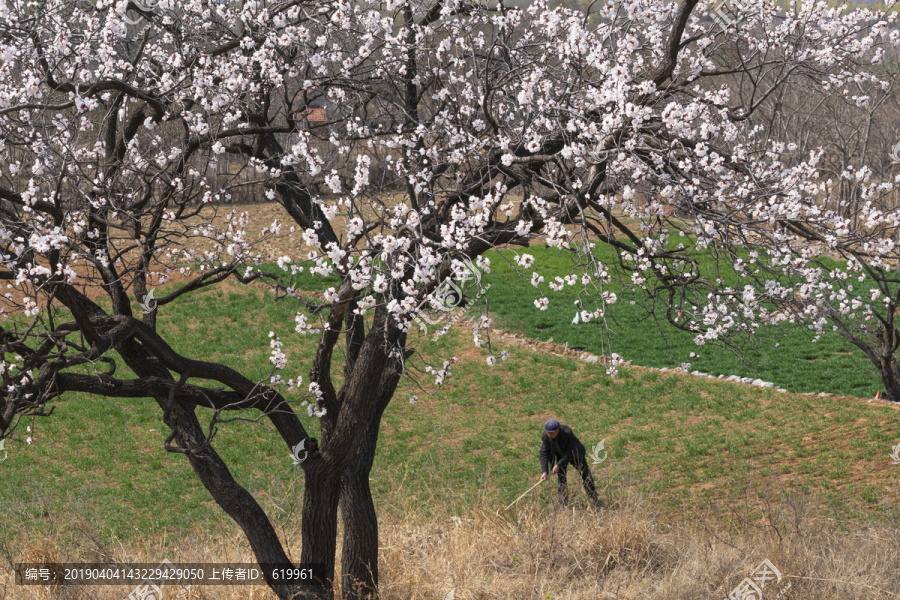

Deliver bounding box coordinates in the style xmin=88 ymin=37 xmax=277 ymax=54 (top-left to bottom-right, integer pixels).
xmin=483 ymin=246 xmax=885 ymax=398
xmin=2 ymin=280 xmax=898 ymax=550
xmin=1 ymin=278 xmax=899 ymax=599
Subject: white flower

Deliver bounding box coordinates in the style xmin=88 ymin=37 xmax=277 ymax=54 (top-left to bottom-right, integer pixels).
xmin=269 ymin=335 xmax=287 ymax=369
xmin=515 ymin=220 xmax=533 ymax=236
xmin=325 ymin=170 xmax=341 ymax=194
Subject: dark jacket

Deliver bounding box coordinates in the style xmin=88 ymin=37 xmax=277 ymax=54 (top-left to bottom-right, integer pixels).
xmin=539 ymin=424 xmax=586 ymax=474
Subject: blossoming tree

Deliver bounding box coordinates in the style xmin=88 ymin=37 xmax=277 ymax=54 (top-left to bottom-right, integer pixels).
xmin=2 ymin=0 xmax=900 ymax=598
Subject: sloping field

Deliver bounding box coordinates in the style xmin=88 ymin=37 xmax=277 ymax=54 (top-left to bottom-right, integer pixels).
xmin=1 ymin=278 xmax=899 ymax=599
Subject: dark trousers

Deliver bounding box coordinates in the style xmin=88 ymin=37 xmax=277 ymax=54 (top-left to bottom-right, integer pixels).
xmin=556 ymin=453 xmax=601 ymax=507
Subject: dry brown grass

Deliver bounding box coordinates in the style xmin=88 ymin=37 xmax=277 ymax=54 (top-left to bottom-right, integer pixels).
xmin=376 ymin=490 xmax=900 ymax=600
xmin=3 ymin=486 xmax=900 ymax=600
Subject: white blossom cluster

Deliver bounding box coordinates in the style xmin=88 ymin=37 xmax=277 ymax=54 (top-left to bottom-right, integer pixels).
xmin=3 ymin=0 xmax=900 ymax=431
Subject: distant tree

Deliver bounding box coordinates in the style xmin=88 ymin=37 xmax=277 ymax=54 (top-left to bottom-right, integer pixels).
xmin=2 ymin=1 xmax=900 ymax=599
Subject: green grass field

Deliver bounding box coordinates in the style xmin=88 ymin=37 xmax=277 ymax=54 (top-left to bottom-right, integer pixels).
xmin=2 ymin=275 xmax=899 ymax=554
xmin=483 ymin=246 xmax=885 ymax=398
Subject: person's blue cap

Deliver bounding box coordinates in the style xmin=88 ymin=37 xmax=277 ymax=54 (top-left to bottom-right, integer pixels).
xmin=544 ymin=419 xmax=560 ymax=432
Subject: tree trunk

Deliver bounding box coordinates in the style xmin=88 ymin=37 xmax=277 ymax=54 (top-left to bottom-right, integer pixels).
xmin=300 ymin=462 xmax=343 ymax=599
xmin=119 ymin=338 xmax=312 ymax=600
xmin=879 ymin=353 xmax=900 ymax=403
xmin=338 ymin=439 xmax=381 ymax=600
xmin=338 ymin=367 xmax=403 ymax=598
xmin=872 ymin=324 xmax=900 ymax=403
xmin=301 ymin=311 xmax=403 ymax=600
xmin=53 ymin=288 xmax=311 ymax=599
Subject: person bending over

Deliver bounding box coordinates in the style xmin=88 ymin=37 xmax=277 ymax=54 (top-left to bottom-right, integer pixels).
xmin=539 ymin=419 xmax=601 ymax=508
